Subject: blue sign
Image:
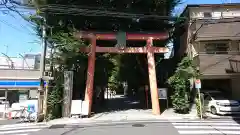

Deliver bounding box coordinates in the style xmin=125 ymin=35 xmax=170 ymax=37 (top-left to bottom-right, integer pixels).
xmin=27 ymin=104 xmax=36 ymax=113
xmin=0 ymin=80 xmax=46 ymax=88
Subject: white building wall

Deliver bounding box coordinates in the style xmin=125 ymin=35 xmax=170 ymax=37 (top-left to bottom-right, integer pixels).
xmin=189 ymin=7 xmax=240 ymax=19
xmin=0 ymin=54 xmax=40 ymax=69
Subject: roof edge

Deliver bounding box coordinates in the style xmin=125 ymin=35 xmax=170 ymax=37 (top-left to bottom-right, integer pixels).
xmin=180 ymin=3 xmax=240 ymax=17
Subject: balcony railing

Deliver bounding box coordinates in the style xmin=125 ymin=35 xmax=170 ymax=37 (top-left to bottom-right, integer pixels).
xmin=229 ymin=59 xmax=240 ymax=73
xmin=194 ymin=52 xmax=240 ymax=74
xmin=198 ymin=51 xmax=240 ymax=55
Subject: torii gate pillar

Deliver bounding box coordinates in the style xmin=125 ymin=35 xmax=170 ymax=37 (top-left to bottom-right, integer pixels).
xmin=84 ymin=36 xmax=96 ymax=115
xmin=146 ymin=38 xmax=160 ymax=115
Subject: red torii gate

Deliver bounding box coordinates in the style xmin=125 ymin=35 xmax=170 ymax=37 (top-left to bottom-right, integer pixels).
xmin=76 ymin=31 xmax=169 ymax=115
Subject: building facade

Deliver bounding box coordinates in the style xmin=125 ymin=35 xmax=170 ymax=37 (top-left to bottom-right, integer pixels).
xmin=179 ymin=3 xmax=240 ymax=99
xmin=0 ymin=54 xmax=42 ymax=104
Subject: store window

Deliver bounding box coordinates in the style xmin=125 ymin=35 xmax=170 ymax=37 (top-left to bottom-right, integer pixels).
xmin=205 ymin=43 xmax=229 ymax=54
xmin=203 ymin=12 xmax=212 ymax=18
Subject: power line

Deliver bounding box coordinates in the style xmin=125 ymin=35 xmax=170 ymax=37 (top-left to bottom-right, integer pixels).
xmin=0 ymin=18 xmax=36 ymax=35
xmin=39 ymin=4 xmax=184 ymax=20
xmin=1 ymin=3 xmax=185 ymax=20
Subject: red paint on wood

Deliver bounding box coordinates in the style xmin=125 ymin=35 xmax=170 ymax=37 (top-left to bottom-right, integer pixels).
xmin=84 ymin=37 xmax=97 ymax=115
xmin=79 ymin=47 xmax=169 ymax=53
xmin=76 ymin=31 xmax=168 ymax=40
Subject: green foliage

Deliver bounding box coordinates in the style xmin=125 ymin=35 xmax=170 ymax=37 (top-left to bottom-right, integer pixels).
xmin=28 ymin=0 xmax=182 ymax=119
xmin=168 ymin=56 xmax=198 ymax=113
xmin=195 ymin=95 xmax=201 ymax=117
xmin=107 ymin=55 xmax=122 ymax=93
xmin=47 ymin=83 xmax=63 ymax=120
xmin=46 ymin=71 xmax=64 ymax=120
xmin=195 ymin=93 xmax=205 ymax=118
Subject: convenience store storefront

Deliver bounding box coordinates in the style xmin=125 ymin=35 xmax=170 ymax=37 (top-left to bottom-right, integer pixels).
xmin=0 ymin=80 xmax=42 ymax=105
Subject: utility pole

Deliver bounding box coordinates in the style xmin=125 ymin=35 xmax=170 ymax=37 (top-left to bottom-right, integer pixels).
xmin=37 ymin=18 xmax=47 ymax=122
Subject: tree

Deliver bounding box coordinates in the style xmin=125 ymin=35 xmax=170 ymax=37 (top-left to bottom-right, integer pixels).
xmin=27 ymin=0 xmax=182 ymax=119
xmin=167 ymin=56 xmax=199 ymax=113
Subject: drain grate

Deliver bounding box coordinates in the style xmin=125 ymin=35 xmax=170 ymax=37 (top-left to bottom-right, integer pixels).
xmin=132 ymin=124 xmax=145 ymax=127
xmin=49 ymin=124 xmax=66 ymax=129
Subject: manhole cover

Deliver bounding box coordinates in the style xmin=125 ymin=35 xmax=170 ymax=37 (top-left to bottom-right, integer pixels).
xmin=132 ymin=124 xmax=145 ymax=127
xmin=49 ymin=124 xmax=66 ymax=129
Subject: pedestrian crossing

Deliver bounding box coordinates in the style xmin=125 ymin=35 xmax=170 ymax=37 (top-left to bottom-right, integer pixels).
xmin=170 ymin=119 xmax=240 ymax=134
xmin=0 ymin=123 xmax=49 ymax=135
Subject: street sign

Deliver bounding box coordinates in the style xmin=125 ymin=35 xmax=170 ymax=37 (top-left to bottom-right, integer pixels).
xmin=195 ymin=79 xmax=201 ymax=89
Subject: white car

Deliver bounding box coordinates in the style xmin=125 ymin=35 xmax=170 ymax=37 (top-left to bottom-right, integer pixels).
xmin=202 ymin=90 xmax=240 ymax=115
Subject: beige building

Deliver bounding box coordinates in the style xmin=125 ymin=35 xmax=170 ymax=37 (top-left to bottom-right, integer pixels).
xmin=179 ymin=3 xmax=240 ymax=99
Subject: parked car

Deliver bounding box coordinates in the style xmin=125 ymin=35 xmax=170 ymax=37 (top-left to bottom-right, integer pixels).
xmin=201 ymin=90 xmax=240 ymax=115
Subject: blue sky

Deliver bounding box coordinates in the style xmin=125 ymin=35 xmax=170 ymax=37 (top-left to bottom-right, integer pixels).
xmin=0 ymin=0 xmax=239 ymax=57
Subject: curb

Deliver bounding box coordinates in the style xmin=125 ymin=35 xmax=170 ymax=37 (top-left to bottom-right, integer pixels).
xmin=49 ymin=119 xmax=171 ymax=128
xmin=45 ymin=116 xmax=201 ymax=126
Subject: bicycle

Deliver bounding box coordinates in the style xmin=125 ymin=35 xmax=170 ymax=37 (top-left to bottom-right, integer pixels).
xmin=14 ymin=106 xmax=35 ymax=122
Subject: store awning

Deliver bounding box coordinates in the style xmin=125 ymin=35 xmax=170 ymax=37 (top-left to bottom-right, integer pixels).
xmin=0 ymin=80 xmax=46 ymax=89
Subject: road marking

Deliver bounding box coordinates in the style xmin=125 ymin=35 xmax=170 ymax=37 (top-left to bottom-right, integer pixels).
xmin=169 ymin=120 xmax=239 ymax=123
xmin=0 ymin=125 xmax=48 ymax=131
xmin=11 ymin=134 xmax=28 ymax=135
xmin=178 ymin=130 xmax=240 ymax=134
xmin=68 ymin=120 xmax=170 ymax=126
xmin=0 ymin=123 xmax=44 ymax=128
xmin=172 ymin=122 xmax=239 ymax=126
xmin=0 ymin=129 xmax=40 ymax=134
xmin=175 ymin=125 xmax=240 ymax=129
xmin=172 ymin=119 xmax=240 ymax=134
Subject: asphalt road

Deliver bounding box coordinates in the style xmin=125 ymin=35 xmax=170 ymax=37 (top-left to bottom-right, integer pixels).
xmin=32 ymin=122 xmax=179 ymax=135
xmin=1 ymin=118 xmax=240 ymax=135
xmin=0 ymin=119 xmax=19 ymax=125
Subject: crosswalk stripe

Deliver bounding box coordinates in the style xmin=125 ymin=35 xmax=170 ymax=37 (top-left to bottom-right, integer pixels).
xmin=0 ymin=129 xmax=40 ymax=134
xmin=169 ymin=120 xmax=238 ymax=123
xmin=175 ymin=125 xmax=240 ymax=129
xmin=171 ymin=119 xmax=240 ymax=135
xmin=172 ymin=122 xmax=239 ymax=125
xmin=0 ymin=125 xmax=48 ymax=131
xmin=178 ymin=130 xmax=240 ymax=134
xmin=0 ymin=123 xmax=45 ymax=128
xmin=11 ymin=134 xmax=28 ymax=135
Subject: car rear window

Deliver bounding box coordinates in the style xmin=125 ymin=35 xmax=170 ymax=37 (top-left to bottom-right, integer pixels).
xmin=210 ymin=93 xmax=226 ymax=99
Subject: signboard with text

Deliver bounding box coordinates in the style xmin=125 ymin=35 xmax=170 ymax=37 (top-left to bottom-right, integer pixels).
xmin=195 ymin=79 xmax=201 ymax=89
xmin=158 ymin=88 xmax=167 ymax=99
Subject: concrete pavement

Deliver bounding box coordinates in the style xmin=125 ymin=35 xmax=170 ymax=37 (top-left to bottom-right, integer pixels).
xmin=0 ymin=118 xmax=240 ymax=135
xmin=30 ymin=120 xmax=179 ymax=135
xmin=0 ymin=119 xmax=19 ymax=125
xmin=38 ymin=119 xmax=240 ymax=135
xmin=1 ymin=93 xmax=240 ymax=135
xmin=0 ymin=122 xmax=49 ymax=135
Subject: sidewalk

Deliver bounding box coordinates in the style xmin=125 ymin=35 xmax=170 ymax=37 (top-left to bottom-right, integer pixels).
xmin=46 ymin=108 xmax=199 ymax=126
xmin=44 ymin=95 xmax=199 ymax=125
xmin=160 ymin=103 xmax=198 ymax=120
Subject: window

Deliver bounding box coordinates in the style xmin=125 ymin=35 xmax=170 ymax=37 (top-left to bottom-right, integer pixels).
xmin=205 ymin=43 xmax=228 ymax=54
xmin=203 ymin=12 xmax=212 ymax=18
xmin=204 ymin=95 xmax=212 ymax=101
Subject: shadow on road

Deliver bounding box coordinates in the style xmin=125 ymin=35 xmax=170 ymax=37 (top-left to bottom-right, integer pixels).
xmin=93 ymin=94 xmax=149 ymax=114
